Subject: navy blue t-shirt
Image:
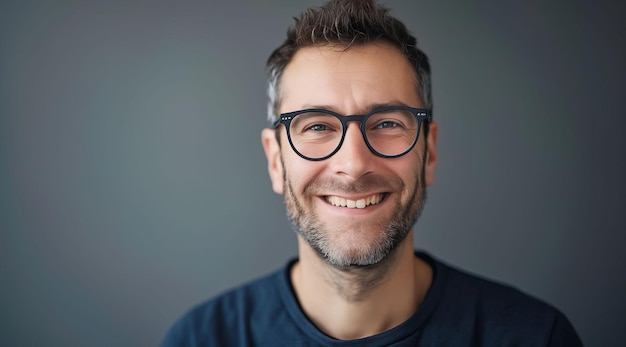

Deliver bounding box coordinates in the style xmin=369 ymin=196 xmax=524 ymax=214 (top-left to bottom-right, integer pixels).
xmin=161 ymin=252 xmax=582 ymax=346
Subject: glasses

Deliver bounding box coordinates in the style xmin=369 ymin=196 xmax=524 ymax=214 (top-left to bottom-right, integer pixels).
xmin=273 ymin=105 xmax=430 ymax=161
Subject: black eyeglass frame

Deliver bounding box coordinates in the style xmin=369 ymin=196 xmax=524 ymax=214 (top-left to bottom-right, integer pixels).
xmin=273 ymin=105 xmax=431 ymax=161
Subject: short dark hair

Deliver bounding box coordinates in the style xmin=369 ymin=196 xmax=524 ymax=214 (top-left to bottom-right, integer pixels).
xmin=265 ymin=0 xmax=432 ymax=124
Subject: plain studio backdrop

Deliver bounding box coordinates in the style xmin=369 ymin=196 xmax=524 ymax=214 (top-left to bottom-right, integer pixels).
xmin=1 ymin=0 xmax=624 ymax=346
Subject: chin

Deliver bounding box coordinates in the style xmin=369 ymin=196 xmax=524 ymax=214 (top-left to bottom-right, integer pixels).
xmin=319 ymin=230 xmax=397 ymax=267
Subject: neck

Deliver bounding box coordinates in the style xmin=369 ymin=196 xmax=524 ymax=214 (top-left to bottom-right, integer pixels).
xmin=322 ymin=248 xmax=398 ymax=302
xmin=291 ymin=232 xmax=432 ymax=340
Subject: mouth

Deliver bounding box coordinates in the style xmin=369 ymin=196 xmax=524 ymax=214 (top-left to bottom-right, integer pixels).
xmin=324 ymin=193 xmax=386 ymax=209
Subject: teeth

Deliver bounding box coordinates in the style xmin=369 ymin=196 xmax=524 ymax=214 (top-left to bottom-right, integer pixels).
xmin=326 ymin=194 xmax=384 ymax=209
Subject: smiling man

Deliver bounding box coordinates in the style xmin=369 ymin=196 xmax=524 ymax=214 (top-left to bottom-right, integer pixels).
xmin=161 ymin=1 xmax=582 ymax=346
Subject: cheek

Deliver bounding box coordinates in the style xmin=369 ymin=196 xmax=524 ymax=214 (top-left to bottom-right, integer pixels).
xmin=409 ymin=142 xmax=427 ymax=173
xmin=391 ymin=153 xmax=424 ymax=190
xmin=283 ymin=159 xmax=325 ymax=193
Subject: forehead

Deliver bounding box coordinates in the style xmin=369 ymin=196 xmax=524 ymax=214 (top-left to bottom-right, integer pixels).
xmin=279 ymin=42 xmax=421 ymax=114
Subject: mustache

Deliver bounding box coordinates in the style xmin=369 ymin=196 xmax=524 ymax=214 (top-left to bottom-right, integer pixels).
xmin=305 ymin=175 xmax=404 ymax=195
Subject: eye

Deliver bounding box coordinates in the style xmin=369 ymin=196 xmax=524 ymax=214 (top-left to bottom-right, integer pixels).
xmin=375 ymin=121 xmax=400 ymax=129
xmin=306 ymin=124 xmax=332 ymax=132
xmin=291 ymin=112 xmax=340 ymax=135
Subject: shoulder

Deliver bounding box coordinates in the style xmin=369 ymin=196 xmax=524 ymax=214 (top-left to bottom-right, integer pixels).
xmin=420 ymin=252 xmax=582 ymax=346
xmin=438 ymin=257 xmax=557 ymax=318
xmin=160 ymin=265 xmax=289 ymax=347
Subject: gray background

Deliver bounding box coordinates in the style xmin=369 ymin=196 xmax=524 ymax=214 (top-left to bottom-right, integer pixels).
xmin=1 ymin=0 xmax=624 ymax=346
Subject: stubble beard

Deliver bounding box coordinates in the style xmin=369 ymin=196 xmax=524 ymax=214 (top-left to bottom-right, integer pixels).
xmin=283 ymin=161 xmax=427 ymax=269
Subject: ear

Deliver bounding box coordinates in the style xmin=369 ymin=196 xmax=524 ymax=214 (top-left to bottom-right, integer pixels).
xmin=424 ymin=121 xmax=438 ymax=186
xmin=261 ymin=128 xmax=284 ymax=195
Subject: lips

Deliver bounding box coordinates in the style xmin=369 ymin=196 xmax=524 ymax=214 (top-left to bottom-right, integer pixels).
xmin=324 ymin=193 xmax=385 ymax=209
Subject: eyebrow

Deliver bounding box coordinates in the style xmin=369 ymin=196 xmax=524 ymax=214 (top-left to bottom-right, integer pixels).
xmin=300 ymin=100 xmax=413 ymax=114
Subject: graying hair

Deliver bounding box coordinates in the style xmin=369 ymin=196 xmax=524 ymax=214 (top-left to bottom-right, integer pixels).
xmin=265 ymin=0 xmax=432 ymax=124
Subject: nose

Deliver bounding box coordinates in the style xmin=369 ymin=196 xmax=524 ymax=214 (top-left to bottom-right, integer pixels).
xmin=329 ymin=122 xmax=373 ymax=179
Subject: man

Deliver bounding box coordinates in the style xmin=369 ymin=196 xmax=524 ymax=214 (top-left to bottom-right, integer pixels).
xmin=162 ymin=0 xmax=582 ymax=345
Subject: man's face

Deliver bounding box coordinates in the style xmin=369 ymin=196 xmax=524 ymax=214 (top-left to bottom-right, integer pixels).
xmin=262 ymin=42 xmax=438 ymax=267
